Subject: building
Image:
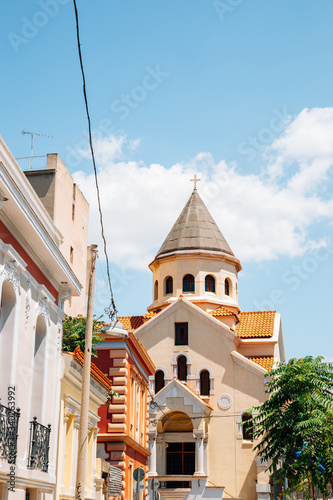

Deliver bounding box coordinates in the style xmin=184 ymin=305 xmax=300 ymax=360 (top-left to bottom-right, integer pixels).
xmin=56 ymin=347 xmax=121 ymax=500
xmin=117 ymin=188 xmax=286 ymax=500
xmin=0 ymin=137 xmax=81 ymax=498
xmin=94 ymin=325 xmax=156 ymax=500
xmin=24 ymin=153 xmax=89 ymax=317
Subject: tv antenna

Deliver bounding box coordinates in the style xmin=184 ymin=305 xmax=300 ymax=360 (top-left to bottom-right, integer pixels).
xmin=22 ymin=130 xmax=53 ymax=170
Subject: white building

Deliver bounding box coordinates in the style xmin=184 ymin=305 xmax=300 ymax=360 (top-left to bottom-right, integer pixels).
xmin=0 ymin=137 xmax=81 ymax=499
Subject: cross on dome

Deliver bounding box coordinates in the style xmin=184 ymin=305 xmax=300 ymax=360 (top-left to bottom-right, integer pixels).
xmin=190 ymin=174 xmax=201 ymax=190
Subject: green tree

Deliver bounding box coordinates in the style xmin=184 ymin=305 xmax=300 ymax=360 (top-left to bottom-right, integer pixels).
xmin=252 ymin=356 xmax=333 ymax=499
xmin=62 ymin=315 xmax=103 ymax=357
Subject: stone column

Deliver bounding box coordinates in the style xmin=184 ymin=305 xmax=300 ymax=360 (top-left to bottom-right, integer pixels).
xmin=193 ymin=429 xmax=205 ymax=476
xmin=148 ymin=429 xmax=158 ymax=475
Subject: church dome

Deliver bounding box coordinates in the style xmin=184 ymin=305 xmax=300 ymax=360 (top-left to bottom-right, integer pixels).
xmin=148 ymin=187 xmax=241 ymax=313
xmin=155 ymin=189 xmax=239 ymax=267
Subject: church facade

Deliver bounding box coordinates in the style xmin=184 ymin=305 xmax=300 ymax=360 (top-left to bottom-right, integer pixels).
xmin=119 ymin=187 xmax=285 ymax=500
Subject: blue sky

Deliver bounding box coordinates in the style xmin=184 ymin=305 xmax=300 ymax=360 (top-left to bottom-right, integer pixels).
xmin=2 ymin=1 xmax=333 ymax=360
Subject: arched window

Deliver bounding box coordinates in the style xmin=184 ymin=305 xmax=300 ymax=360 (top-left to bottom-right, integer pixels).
xmin=183 ymin=274 xmax=195 ymax=293
xmin=154 ymin=280 xmax=158 ymax=301
xmin=177 ymin=355 xmax=187 ymax=381
xmin=155 ymin=370 xmax=165 ymax=393
xmin=242 ymin=412 xmax=253 ymax=441
xmin=205 ymin=275 xmax=215 ymax=293
xmin=225 ymin=278 xmax=231 ymax=296
xmin=200 ymin=370 xmax=210 ymax=396
xmin=165 ymin=276 xmax=173 ymax=295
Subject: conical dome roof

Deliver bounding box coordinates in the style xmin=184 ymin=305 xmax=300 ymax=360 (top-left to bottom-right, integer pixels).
xmin=155 ymin=189 xmax=236 ymax=260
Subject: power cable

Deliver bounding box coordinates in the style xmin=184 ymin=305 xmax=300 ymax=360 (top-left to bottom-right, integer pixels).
xmin=72 ymin=0 xmax=117 ymax=321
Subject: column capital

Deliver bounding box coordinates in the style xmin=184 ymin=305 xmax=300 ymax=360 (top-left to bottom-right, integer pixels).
xmin=148 ymin=428 xmax=158 ymax=439
xmin=193 ymin=429 xmax=205 ymax=439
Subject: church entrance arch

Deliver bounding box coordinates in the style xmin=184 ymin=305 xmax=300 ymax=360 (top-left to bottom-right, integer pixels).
xmin=158 ymin=411 xmax=195 ymax=488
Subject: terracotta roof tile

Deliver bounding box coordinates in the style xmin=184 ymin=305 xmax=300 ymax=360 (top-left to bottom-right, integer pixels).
xmin=209 ymin=307 xmax=239 ymax=319
xmin=72 ymin=347 xmax=112 ymax=391
xmin=118 ymin=312 xmax=157 ymax=332
xmin=236 ymin=311 xmax=276 ymax=338
xmin=247 ymin=356 xmax=274 ymax=371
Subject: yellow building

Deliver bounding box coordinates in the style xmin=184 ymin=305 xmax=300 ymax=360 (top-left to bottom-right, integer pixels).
xmin=56 ymin=347 xmax=114 ymax=500
xmin=118 ymin=188 xmax=286 ymax=500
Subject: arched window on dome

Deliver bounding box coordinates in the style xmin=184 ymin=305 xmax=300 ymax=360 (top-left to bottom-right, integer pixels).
xmin=200 ymin=370 xmax=210 ymax=396
xmin=165 ymin=276 xmax=173 ymax=295
xmin=154 ymin=280 xmax=158 ymax=301
xmin=155 ymin=370 xmax=165 ymax=394
xmin=225 ymin=278 xmax=231 ymax=296
xmin=183 ymin=274 xmax=195 ymax=293
xmin=242 ymin=412 xmax=253 ymax=441
xmin=205 ymin=275 xmax=215 ymax=293
xmin=177 ymin=355 xmax=187 ymax=381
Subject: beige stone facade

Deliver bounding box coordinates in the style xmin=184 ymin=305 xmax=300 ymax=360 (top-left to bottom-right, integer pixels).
xmin=119 ymin=189 xmax=286 ymax=500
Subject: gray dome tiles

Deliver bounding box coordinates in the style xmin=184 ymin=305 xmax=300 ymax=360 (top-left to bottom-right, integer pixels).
xmin=155 ymin=190 xmax=235 ymax=259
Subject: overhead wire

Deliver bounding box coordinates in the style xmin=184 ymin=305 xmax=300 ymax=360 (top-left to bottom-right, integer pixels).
xmin=72 ymin=0 xmax=117 ymax=321
xmin=145 ymin=378 xmax=256 ymax=428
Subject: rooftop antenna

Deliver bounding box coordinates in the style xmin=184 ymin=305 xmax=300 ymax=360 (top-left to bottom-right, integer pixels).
xmin=22 ymin=130 xmax=53 ymax=170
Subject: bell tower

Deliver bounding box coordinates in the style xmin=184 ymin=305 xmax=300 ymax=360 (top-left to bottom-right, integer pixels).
xmin=147 ymin=184 xmax=242 ymax=314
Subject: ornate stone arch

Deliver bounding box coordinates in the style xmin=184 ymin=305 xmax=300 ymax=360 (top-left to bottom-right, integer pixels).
xmin=236 ymin=408 xmax=253 ymax=440
xmin=195 ymin=365 xmax=215 ymax=395
xmin=171 ymin=351 xmax=192 ymax=377
xmin=149 ymin=366 xmax=170 ymax=393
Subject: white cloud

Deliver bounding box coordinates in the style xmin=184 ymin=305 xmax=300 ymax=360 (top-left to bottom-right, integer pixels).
xmin=73 ymin=108 xmax=333 ymax=270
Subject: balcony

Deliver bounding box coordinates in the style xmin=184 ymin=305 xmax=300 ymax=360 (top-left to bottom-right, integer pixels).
xmin=27 ymin=417 xmax=51 ymax=473
xmin=0 ymin=403 xmax=20 ymax=464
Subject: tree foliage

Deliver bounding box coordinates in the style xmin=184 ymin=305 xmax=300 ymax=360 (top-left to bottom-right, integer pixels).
xmin=62 ymin=315 xmax=103 ymax=357
xmin=252 ymin=356 xmax=333 ymax=497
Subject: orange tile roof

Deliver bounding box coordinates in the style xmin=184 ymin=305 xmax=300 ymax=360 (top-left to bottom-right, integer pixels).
xmin=209 ymin=307 xmax=239 ymax=319
xmin=236 ymin=311 xmax=276 ymax=338
xmin=247 ymin=356 xmax=274 ymax=371
xmin=118 ymin=312 xmax=157 ymax=332
xmin=71 ymin=347 xmax=112 ymax=391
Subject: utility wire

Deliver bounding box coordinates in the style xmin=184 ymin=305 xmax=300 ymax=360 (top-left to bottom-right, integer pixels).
xmin=72 ymin=0 xmax=117 ymax=321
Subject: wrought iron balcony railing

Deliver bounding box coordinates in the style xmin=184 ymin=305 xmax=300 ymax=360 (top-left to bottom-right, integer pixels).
xmin=27 ymin=417 xmax=51 ymax=473
xmin=0 ymin=403 xmax=20 ymax=464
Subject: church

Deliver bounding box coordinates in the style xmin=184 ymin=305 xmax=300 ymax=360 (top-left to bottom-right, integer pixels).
xmin=118 ymin=183 xmax=286 ymax=500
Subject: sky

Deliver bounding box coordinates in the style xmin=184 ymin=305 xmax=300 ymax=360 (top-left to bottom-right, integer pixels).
xmin=1 ymin=0 xmax=333 ymax=360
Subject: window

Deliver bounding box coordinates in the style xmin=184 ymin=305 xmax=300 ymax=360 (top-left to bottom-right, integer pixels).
xmin=183 ymin=274 xmax=195 ymax=292
xmin=165 ymin=276 xmax=173 ymax=295
xmin=155 ymin=370 xmax=165 ymax=393
xmin=70 ymin=246 xmax=74 ymax=265
xmin=205 ymin=275 xmax=215 ymax=293
xmin=200 ymin=370 xmax=210 ymax=396
xmin=177 ymin=355 xmax=187 ymax=381
xmin=166 ymin=442 xmax=195 ymax=487
xmin=175 ymin=323 xmax=188 ymax=346
xmin=154 ymin=280 xmax=158 ymax=301
xmin=225 ymin=278 xmax=230 ymax=296
xmin=242 ymin=412 xmax=253 ymax=441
